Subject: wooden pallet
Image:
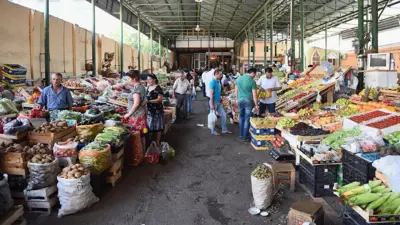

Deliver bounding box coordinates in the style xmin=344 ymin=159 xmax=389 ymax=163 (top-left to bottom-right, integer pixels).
xmin=27 ymin=195 xmax=58 ymax=215
xmin=108 ymin=158 xmax=123 ymax=176
xmin=2 ymin=167 xmax=28 ymax=178
xmin=28 ymin=126 xmax=76 ymax=144
xmin=0 ymin=151 xmax=27 ymax=169
xmin=24 ymin=185 xmax=57 ymax=202
xmin=0 ymin=205 xmax=25 ymax=225
xmin=28 ymin=131 xmax=77 ymax=147
xmin=106 ymin=170 xmax=122 ymax=187
xmin=111 ymin=147 xmax=124 ymax=162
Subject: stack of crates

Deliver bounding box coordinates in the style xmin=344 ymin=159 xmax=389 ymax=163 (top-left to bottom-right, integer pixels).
xmin=298 ymin=157 xmax=338 ymax=197
xmin=1 ymin=64 xmax=27 ymax=87
xmin=342 ymin=149 xmax=376 ymax=185
xmin=250 ymin=120 xmax=275 ymax=150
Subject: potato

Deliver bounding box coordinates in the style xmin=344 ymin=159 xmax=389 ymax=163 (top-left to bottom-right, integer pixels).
xmin=70 ymin=169 xmax=78 ymax=174
xmin=78 ymin=166 xmax=84 ymax=171
xmin=71 ymin=165 xmax=77 ymax=170
xmin=67 ymin=174 xmax=74 ymax=179
xmin=74 ymin=172 xmax=82 ymax=178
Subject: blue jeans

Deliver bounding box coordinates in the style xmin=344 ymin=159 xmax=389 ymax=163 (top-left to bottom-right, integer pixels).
xmin=211 ymin=102 xmax=228 ymax=134
xmin=187 ymin=95 xmax=192 ymax=113
xmin=259 ymin=102 xmax=276 ymax=115
xmin=238 ymin=99 xmax=254 ymax=140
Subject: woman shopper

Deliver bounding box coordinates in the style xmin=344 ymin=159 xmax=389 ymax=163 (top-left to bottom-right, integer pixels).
xmin=122 ymin=70 xmax=148 ymax=152
xmin=146 ymin=74 xmax=164 ymax=146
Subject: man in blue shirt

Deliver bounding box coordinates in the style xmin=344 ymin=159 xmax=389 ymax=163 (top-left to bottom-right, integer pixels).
xmin=37 ymin=73 xmax=73 ymax=111
xmin=209 ymin=70 xmax=233 ymax=136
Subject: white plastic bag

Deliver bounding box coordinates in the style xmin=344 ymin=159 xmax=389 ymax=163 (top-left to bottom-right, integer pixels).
xmin=208 ymin=110 xmax=217 ymax=129
xmin=0 ymin=174 xmax=13 ymax=217
xmin=27 ymin=159 xmax=60 ymax=190
xmin=145 ymin=141 xmax=160 ymax=164
xmin=57 ymin=174 xmax=99 ymax=217
xmin=251 ymin=175 xmax=274 ymax=210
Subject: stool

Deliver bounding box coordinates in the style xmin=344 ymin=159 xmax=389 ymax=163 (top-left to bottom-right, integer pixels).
xmin=272 ymin=163 xmax=296 ymax=192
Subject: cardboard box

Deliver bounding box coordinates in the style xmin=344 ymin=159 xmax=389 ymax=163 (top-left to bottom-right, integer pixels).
xmin=287 ymin=200 xmax=324 ymax=225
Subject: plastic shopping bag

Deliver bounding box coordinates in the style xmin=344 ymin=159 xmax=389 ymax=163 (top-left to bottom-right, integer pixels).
xmin=145 ymin=141 xmax=160 ymax=164
xmin=208 ymin=110 xmax=217 ymax=129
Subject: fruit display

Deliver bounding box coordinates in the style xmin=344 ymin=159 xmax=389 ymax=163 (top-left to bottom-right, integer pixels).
xmin=336 ymin=98 xmax=351 ymax=106
xmin=385 ymin=131 xmax=400 ymax=146
xmin=349 ymin=94 xmax=362 ymax=102
xmin=268 ymin=112 xmax=283 ymax=118
xmin=250 ymin=117 xmax=273 ymax=127
xmin=276 ymin=118 xmax=298 ymax=129
xmin=323 ymin=127 xmax=362 ymax=150
xmin=336 ymin=105 xmax=360 ymax=117
xmin=59 ymin=164 xmax=89 ymax=179
xmin=251 ymin=164 xmax=272 ymax=179
xmin=29 ymin=153 xmax=55 ymax=164
xmin=289 ymin=122 xmax=330 ymax=136
xmin=292 ymin=93 xmax=308 ymax=101
xmin=116 ymin=95 xmax=128 ymax=104
xmin=26 ymin=89 xmax=41 ymax=104
xmin=349 ymin=110 xmax=390 ymax=123
xmin=337 ymin=180 xmax=400 ymax=216
xmin=269 ymin=135 xmax=289 ymax=149
xmin=365 ymin=115 xmax=400 ymax=129
xmin=297 ymin=108 xmax=313 ymax=119
xmin=64 ymin=80 xmax=84 ymax=89
xmin=360 ymin=87 xmax=376 ymax=99
xmin=311 ymin=114 xmax=341 ymax=126
xmin=32 ymin=120 xmax=70 ymax=133
xmin=322 ymin=123 xmax=343 ymax=133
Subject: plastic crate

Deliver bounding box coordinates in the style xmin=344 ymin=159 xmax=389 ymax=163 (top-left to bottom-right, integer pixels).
xmin=360 ymin=151 xmax=381 ymax=161
xmin=2 ymin=64 xmax=27 ymax=75
xmin=299 ymin=166 xmax=335 ymax=197
xmin=342 ymin=149 xmax=376 ymax=179
xmin=2 ymin=75 xmax=26 ymax=84
xmin=343 ymin=214 xmax=358 ymax=225
xmin=251 ymin=136 xmax=268 ymax=147
xmin=299 ymin=157 xmax=338 ymax=183
xmin=342 ymin=163 xmax=369 ymax=185
xmin=249 ymin=126 xmax=275 ymax=135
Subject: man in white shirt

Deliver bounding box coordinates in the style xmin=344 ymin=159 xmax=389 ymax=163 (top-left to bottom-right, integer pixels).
xmin=257 ymin=67 xmax=282 ymax=115
xmin=201 ymin=64 xmax=216 ymax=111
xmin=173 ymin=71 xmax=191 ymax=119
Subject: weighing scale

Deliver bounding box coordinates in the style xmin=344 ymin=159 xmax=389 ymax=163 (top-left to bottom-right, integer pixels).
xmin=269 ymin=148 xmax=296 ymax=161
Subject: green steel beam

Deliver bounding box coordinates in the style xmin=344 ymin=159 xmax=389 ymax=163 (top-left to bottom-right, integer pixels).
xmin=371 ymin=0 xmax=378 ymax=51
xmin=358 ymin=0 xmax=364 ymax=55
xmin=44 ymin=0 xmax=50 ymax=85
xmin=325 ymin=23 xmax=327 ymax=60
xmin=290 ymin=0 xmax=295 ymax=71
xmin=120 ymin=0 xmax=124 ymax=75
xmin=246 ymin=29 xmax=250 ymax=71
xmin=138 ymin=12 xmax=141 ymax=71
xmin=92 ymin=0 xmax=96 ymax=77
xmin=223 ymin=0 xmax=243 ymax=34
xmin=264 ymin=6 xmax=267 ymax=68
xmin=300 ymin=0 xmax=304 ymax=71
xmin=159 ymin=33 xmax=162 ymax=68
xmin=150 ymin=27 xmax=153 ymax=72
xmin=270 ymin=6 xmax=273 ymax=65
xmin=252 ymin=26 xmax=255 ymax=67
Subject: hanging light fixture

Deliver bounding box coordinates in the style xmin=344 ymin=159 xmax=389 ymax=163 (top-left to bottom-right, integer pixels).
xmin=195 ymin=0 xmax=203 ymax=2
xmin=195 ymin=24 xmax=201 ymax=31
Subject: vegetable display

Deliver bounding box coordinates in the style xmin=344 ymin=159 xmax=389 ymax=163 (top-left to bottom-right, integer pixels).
xmin=349 ymin=110 xmax=390 ymax=123
xmin=365 ymin=116 xmax=400 ymax=129
xmin=58 ymin=164 xmax=89 ymax=179
xmin=79 ymin=142 xmax=112 ymax=174
xmin=335 ymin=98 xmax=351 ymax=106
xmin=29 ymin=153 xmax=54 ymax=164
xmin=289 ymin=122 xmax=330 ymax=136
xmin=33 ymin=120 xmax=69 ymax=133
xmin=251 ymin=165 xmax=272 ymax=179
xmin=53 ymin=139 xmax=78 ymax=158
xmin=322 ymin=127 xmax=362 ymax=150
xmin=57 ymin=110 xmax=82 ymax=122
xmin=338 ymin=180 xmax=400 ymax=215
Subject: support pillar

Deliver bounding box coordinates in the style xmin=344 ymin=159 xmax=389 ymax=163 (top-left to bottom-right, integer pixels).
xmin=357 ymin=0 xmax=365 ymax=92
xmin=44 ymin=0 xmax=50 ymax=85
xmin=300 ymin=0 xmax=304 ymax=71
xmin=264 ymin=7 xmax=267 ymax=68
xmin=290 ymin=0 xmax=295 ymax=71
xmin=325 ymin=24 xmax=328 ymax=61
xmin=371 ymin=0 xmax=378 ymax=51
xmin=208 ymin=30 xmax=211 ymax=69
xmin=92 ymin=0 xmax=96 ymax=76
xmin=246 ymin=30 xmax=250 ymax=71
xmin=120 ymin=0 xmax=123 ymax=75
xmin=150 ymin=28 xmax=153 ymax=73
xmin=252 ymin=26 xmax=255 ymax=68
xmin=159 ymin=34 xmax=162 ymax=69
xmin=137 ymin=13 xmax=141 ymax=72
xmin=270 ymin=7 xmax=273 ymax=66
xmin=338 ymin=33 xmax=341 ymax=67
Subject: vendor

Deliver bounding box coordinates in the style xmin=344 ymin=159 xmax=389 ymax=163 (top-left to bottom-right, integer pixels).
xmin=257 ymin=67 xmax=282 ymax=114
xmin=37 ymin=73 xmax=73 ymax=111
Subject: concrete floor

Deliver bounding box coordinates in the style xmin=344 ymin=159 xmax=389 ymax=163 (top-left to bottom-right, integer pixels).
xmin=27 ymin=97 xmax=342 ymax=225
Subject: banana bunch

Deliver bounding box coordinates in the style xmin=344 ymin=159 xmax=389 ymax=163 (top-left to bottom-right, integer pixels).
xmin=257 ymin=89 xmax=271 ymax=99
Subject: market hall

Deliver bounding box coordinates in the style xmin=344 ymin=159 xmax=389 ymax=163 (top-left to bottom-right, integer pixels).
xmin=0 ymin=0 xmax=400 ymax=224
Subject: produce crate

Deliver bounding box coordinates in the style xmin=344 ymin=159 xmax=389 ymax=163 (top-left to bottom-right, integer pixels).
xmin=28 ymin=126 xmax=76 ymax=142
xmin=249 ymin=126 xmax=276 ymax=135
xmin=342 ymin=149 xmax=376 ymax=179
xmin=8 ymin=174 xmax=27 ymax=191
xmin=2 ymin=64 xmax=27 ymax=76
xmin=249 ymin=121 xmax=275 ymax=129
xmin=0 ymin=205 xmax=25 ymax=225
xmin=342 ymin=164 xmax=369 ymax=185
xmin=250 ymin=142 xmax=269 ymax=151
xmin=299 ymin=157 xmax=338 ymax=183
xmin=298 ymin=165 xmax=335 ymax=197
xmin=0 ymin=151 xmax=27 ymax=169
xmin=343 ymin=204 xmax=400 ymax=224
xmin=106 ymin=170 xmax=122 ymax=187
xmin=2 ymin=74 xmax=26 ymax=84
xmin=108 ymin=157 xmax=123 ymax=176
xmin=111 ymin=146 xmax=124 ymax=162
xmin=27 ymin=195 xmax=58 ymax=215
xmin=24 ymin=185 xmax=57 ymax=202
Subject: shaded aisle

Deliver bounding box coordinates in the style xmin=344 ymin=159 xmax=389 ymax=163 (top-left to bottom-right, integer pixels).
xmin=27 ymin=97 xmax=336 ymax=225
